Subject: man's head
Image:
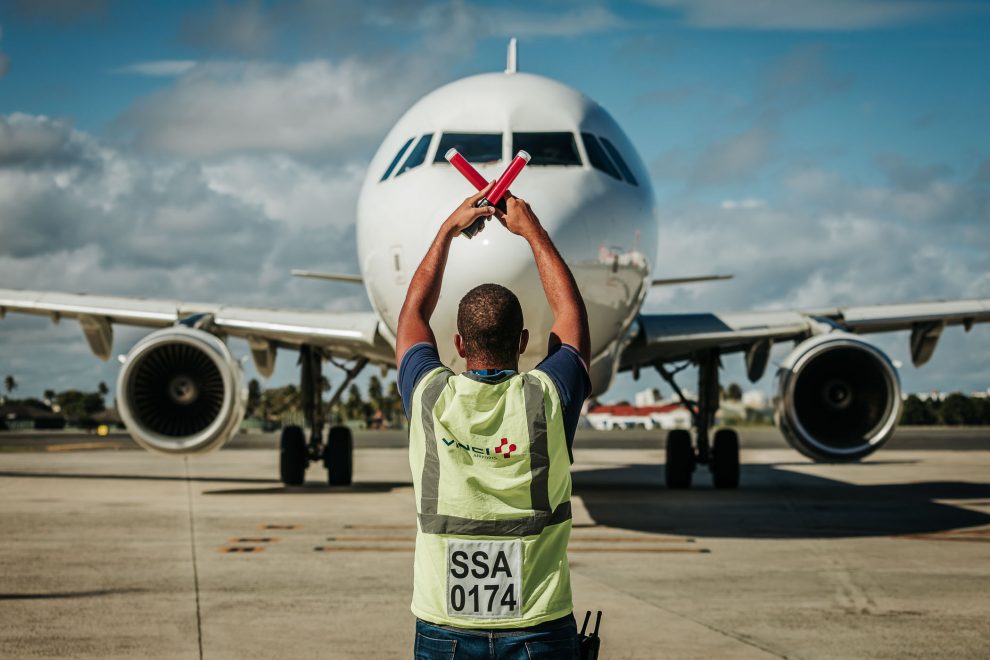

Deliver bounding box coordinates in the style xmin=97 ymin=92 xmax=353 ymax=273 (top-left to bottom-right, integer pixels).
xmin=455 ymin=283 xmax=528 ymax=368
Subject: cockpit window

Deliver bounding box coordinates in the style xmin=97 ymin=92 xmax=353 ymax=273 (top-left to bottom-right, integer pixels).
xmin=434 ymin=133 xmax=502 ymax=164
xmin=395 ymin=134 xmax=433 ymax=177
xmin=581 ymin=133 xmax=621 ymax=180
xmin=511 ymin=132 xmax=581 ymax=166
xmin=380 ymin=137 xmax=414 ymax=181
xmin=599 ymin=137 xmax=638 ymax=186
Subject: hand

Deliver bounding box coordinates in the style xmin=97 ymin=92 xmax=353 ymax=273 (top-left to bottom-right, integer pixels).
xmin=443 ymin=180 xmax=497 ymax=235
xmin=498 ymin=191 xmax=542 ymax=238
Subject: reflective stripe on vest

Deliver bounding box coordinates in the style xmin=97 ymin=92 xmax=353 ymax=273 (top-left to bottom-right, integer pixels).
xmin=416 ymin=371 xmax=572 ymax=536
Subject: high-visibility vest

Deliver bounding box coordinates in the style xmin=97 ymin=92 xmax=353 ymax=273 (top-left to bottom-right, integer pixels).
xmin=408 ymin=366 xmax=573 ymax=628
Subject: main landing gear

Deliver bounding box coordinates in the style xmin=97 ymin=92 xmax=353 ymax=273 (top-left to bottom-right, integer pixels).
xmin=656 ymin=350 xmax=740 ymax=489
xmin=278 ymin=345 xmax=367 ymax=487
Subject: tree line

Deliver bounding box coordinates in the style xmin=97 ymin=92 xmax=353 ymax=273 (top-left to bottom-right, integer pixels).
xmin=245 ymin=375 xmax=405 ymax=428
xmin=900 ymin=393 xmax=990 ymax=426
xmin=4 ymin=373 xmax=989 ymax=428
xmin=2 ymin=373 xmax=405 ymax=429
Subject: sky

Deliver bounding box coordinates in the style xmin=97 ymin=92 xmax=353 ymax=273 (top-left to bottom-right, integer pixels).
xmin=0 ymin=0 xmax=988 ymax=407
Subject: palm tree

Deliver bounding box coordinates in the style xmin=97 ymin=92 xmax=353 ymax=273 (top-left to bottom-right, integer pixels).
xmin=3 ymin=375 xmax=17 ymax=395
xmin=97 ymin=382 xmax=109 ymax=397
xmin=367 ymin=375 xmax=384 ymax=412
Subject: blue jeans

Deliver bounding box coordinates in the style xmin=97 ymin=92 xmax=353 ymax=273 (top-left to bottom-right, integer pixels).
xmin=414 ymin=615 xmax=579 ymax=659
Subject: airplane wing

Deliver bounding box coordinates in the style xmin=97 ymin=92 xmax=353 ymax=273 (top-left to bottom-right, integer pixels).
xmin=620 ymin=298 xmax=990 ymax=374
xmin=0 ymin=288 xmax=395 ymax=375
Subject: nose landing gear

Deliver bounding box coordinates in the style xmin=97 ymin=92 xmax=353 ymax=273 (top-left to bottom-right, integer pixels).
xmin=277 ymin=345 xmax=367 ymax=487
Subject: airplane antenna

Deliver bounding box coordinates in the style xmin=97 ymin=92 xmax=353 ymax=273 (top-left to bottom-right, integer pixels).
xmin=505 ymin=38 xmax=518 ymax=74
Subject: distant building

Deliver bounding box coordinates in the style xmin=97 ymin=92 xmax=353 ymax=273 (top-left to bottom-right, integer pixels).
xmin=585 ymin=403 xmax=692 ymax=431
xmin=0 ymin=402 xmax=67 ymax=431
xmin=634 ymin=388 xmax=662 ymax=407
xmin=742 ymin=390 xmax=768 ymax=409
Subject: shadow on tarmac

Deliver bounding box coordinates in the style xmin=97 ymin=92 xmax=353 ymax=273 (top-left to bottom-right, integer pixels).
xmin=0 ymin=470 xmax=408 ymax=494
xmin=4 ymin=463 xmax=989 ymax=540
xmin=0 ymin=471 xmax=277 ymax=484
xmin=572 ymin=463 xmax=990 ymax=539
xmin=0 ymin=588 xmax=146 ymax=600
xmin=202 ymin=482 xmax=410 ymax=495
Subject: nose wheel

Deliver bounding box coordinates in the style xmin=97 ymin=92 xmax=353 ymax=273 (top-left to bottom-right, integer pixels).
xmin=323 ymin=425 xmax=353 ymax=486
xmin=710 ymin=429 xmax=740 ymax=489
xmin=665 ymin=429 xmax=695 ymax=488
xmin=277 ymin=346 xmax=366 ymax=487
xmin=279 ymin=425 xmax=308 ymax=486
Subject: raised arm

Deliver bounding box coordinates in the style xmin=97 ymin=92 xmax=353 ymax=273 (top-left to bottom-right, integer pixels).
xmin=499 ymin=193 xmax=591 ymax=366
xmin=395 ymin=182 xmax=497 ymax=368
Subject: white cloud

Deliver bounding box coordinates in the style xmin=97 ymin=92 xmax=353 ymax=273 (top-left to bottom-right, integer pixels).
xmin=456 ymin=5 xmax=628 ymax=38
xmin=0 ymin=112 xmax=374 ymax=397
xmin=647 ymin=0 xmax=957 ymax=31
xmin=118 ymin=57 xmax=437 ymax=157
xmin=654 ymin=124 xmax=777 ymax=187
xmin=720 ymin=197 xmax=765 ymax=210
xmin=643 ymin=158 xmax=990 ymax=396
xmin=203 ymin=156 xmax=365 ymax=230
xmin=114 ymin=60 xmax=197 ymax=76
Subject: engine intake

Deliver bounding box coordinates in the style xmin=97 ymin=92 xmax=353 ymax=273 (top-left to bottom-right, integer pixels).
xmin=775 ymin=333 xmax=901 ymax=462
xmin=117 ymin=327 xmax=245 ymax=455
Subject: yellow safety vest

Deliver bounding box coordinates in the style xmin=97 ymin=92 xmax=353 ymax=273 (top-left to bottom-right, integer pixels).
xmin=408 ymin=367 xmax=573 ymax=628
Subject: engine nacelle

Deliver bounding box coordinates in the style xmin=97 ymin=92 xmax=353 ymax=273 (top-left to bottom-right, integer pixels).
xmin=116 ymin=327 xmax=246 ymax=455
xmin=775 ymin=333 xmax=902 ymax=462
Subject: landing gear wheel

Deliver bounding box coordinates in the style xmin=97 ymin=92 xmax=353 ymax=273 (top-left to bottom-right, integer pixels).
xmin=711 ymin=428 xmax=740 ymax=489
xmin=665 ymin=429 xmax=695 ymax=489
xmin=324 ymin=425 xmax=353 ymax=486
xmin=279 ymin=425 xmax=308 ymax=486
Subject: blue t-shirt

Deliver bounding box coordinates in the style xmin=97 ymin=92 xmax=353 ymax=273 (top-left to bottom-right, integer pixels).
xmin=398 ymin=342 xmax=591 ymax=457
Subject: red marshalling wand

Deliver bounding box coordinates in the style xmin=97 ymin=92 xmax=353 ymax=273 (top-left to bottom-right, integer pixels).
xmin=444 ymin=148 xmax=532 ymax=238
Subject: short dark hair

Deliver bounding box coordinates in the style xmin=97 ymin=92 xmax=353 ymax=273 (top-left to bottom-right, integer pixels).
xmin=457 ymin=283 xmax=524 ymax=365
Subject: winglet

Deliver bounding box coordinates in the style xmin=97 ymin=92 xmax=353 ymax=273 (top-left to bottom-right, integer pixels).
xmin=651 ymin=274 xmax=733 ymax=287
xmin=291 ymin=270 xmax=363 ymax=284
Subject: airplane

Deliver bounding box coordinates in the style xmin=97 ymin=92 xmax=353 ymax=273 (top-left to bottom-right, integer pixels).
xmin=1 ymin=40 xmax=988 ymax=489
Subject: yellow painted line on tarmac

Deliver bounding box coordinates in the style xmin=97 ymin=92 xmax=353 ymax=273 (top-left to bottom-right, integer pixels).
xmin=570 ymin=535 xmax=697 ymax=543
xmin=570 ymin=546 xmax=711 ymax=553
xmin=45 ymin=442 xmax=122 ymax=452
xmin=343 ymin=523 xmax=416 ymax=530
xmin=314 ymin=545 xmax=415 ymax=552
xmin=326 ymin=535 xmax=414 ymax=542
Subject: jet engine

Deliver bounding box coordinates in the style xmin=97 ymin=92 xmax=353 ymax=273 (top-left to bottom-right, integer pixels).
xmin=116 ymin=327 xmax=246 ymax=455
xmin=775 ymin=333 xmax=902 ymax=462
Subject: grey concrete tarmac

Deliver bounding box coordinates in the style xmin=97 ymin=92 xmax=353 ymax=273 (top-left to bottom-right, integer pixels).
xmin=1 ymin=429 xmax=989 ymax=659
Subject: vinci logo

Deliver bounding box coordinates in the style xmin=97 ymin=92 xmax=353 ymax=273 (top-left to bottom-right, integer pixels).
xmin=442 ymin=437 xmax=518 ymax=459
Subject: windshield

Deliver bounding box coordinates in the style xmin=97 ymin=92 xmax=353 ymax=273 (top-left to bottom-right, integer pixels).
xmin=581 ymin=133 xmax=621 ymax=180
xmin=395 ymin=134 xmax=433 ymax=177
xmin=599 ymin=137 xmax=638 ymax=185
xmin=511 ymin=132 xmax=581 ymax=166
xmin=434 ymin=133 xmax=502 ymax=163
xmin=380 ymin=137 xmax=414 ymax=181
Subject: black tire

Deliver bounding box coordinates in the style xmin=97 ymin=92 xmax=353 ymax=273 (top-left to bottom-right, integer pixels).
xmin=711 ymin=428 xmax=740 ymax=489
xmin=665 ymin=429 xmax=695 ymax=489
xmin=324 ymin=425 xmax=353 ymax=486
xmin=279 ymin=425 xmax=307 ymax=486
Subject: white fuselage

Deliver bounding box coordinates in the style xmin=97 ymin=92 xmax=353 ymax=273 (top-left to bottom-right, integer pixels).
xmin=356 ymin=72 xmax=657 ymax=395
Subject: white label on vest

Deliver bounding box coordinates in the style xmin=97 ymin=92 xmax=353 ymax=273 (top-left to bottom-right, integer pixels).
xmin=446 ymin=539 xmax=522 ymax=618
